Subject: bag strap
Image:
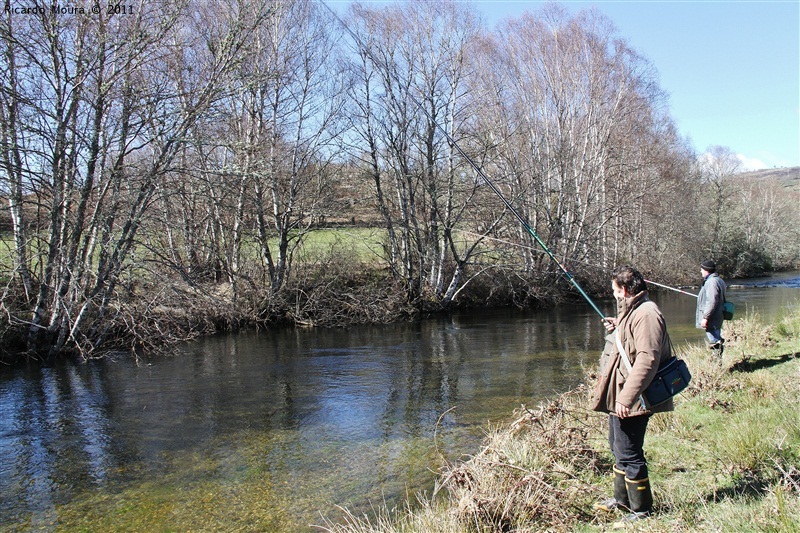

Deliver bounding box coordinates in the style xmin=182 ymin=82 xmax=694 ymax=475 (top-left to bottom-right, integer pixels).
xmin=615 ymin=330 xmax=633 ymax=372
xmin=614 ymin=329 xmax=646 ymax=409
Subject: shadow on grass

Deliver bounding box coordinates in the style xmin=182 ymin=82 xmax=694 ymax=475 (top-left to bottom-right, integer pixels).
xmin=704 ymin=471 xmax=773 ymax=503
xmin=730 ymin=352 xmax=800 ymax=373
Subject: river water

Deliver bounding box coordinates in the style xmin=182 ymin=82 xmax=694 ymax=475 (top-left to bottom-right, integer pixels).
xmin=1 ymin=272 xmax=798 ymax=531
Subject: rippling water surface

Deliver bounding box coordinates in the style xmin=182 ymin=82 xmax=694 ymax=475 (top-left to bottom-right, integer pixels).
xmin=1 ymin=273 xmax=797 ymax=531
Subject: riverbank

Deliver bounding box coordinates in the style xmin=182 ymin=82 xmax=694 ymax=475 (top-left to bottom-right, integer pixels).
xmin=323 ymin=306 xmax=800 ymax=532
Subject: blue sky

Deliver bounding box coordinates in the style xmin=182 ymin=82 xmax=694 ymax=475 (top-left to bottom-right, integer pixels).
xmin=331 ymin=1 xmax=800 ymax=171
xmin=476 ymin=1 xmax=800 ymax=171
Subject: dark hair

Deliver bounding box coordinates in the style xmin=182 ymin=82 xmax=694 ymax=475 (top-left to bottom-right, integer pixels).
xmin=612 ymin=265 xmax=648 ymax=294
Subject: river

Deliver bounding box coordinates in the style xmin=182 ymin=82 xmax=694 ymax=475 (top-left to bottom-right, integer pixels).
xmin=1 ymin=272 xmax=798 ymax=531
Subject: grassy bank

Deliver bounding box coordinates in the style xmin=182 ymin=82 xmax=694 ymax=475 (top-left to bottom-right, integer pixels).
xmin=323 ymin=305 xmax=800 ymax=532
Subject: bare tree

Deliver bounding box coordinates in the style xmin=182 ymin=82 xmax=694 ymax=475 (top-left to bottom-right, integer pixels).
xmin=698 ymin=149 xmax=799 ymax=275
xmin=0 ymin=0 xmax=270 ymax=357
xmin=345 ymin=0 xmax=499 ymax=308
xmin=698 ymin=144 xmax=741 ymax=257
xmin=731 ymin=176 xmax=800 ymax=271
xmin=194 ymin=0 xmax=347 ymax=302
xmin=469 ymin=5 xmax=695 ymax=287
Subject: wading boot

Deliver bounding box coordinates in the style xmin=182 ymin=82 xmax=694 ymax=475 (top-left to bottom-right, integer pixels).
xmin=709 ymin=339 xmax=725 ymax=361
xmin=612 ymin=477 xmax=652 ymax=528
xmin=593 ymin=466 xmax=629 ymax=512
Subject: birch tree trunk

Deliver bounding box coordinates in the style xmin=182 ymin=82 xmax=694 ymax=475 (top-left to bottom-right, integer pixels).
xmin=1 ymin=0 xmax=270 ymax=357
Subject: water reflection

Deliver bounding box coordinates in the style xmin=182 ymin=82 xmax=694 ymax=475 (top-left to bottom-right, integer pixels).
xmin=1 ymin=274 xmax=797 ymax=530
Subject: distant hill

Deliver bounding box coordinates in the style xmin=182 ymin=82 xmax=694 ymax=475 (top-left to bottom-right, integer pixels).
xmin=735 ymin=166 xmax=800 ymax=191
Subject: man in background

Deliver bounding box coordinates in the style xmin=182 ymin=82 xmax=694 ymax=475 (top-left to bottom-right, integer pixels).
xmin=696 ymin=259 xmax=726 ymax=359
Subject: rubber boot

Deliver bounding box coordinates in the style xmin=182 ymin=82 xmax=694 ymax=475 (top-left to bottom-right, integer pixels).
xmin=709 ymin=339 xmax=725 ymax=361
xmin=593 ymin=466 xmax=629 ymax=512
xmin=613 ymin=477 xmax=652 ymax=528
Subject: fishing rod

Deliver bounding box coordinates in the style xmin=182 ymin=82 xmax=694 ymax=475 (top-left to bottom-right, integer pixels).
xmin=456 ymin=229 xmax=700 ymax=298
xmin=320 ymin=0 xmax=608 ymax=322
xmin=642 ymin=279 xmax=698 ymax=298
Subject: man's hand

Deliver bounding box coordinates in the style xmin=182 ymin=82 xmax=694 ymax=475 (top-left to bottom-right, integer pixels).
xmin=604 ymin=317 xmax=617 ymax=333
xmin=700 ymin=318 xmax=708 ymax=329
xmin=615 ymin=401 xmax=631 ymax=418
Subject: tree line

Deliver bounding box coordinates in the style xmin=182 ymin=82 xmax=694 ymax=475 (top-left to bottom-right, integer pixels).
xmin=1 ymin=0 xmax=798 ymax=360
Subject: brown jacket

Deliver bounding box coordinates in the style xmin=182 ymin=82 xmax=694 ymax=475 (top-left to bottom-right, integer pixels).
xmin=592 ymin=291 xmax=674 ymax=415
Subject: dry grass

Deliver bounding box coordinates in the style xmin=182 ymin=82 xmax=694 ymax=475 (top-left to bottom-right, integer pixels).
xmin=327 ymin=307 xmax=800 ymax=532
xmin=436 ymin=387 xmax=606 ymax=531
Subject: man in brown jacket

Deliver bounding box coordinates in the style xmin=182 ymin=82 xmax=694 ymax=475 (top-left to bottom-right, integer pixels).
xmin=592 ymin=265 xmax=674 ymax=526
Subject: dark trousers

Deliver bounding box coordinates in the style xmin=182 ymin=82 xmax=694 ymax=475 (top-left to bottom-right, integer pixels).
xmin=608 ymin=413 xmax=651 ymax=480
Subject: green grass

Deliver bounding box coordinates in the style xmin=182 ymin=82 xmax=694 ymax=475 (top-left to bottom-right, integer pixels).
xmin=0 ymin=227 xmax=389 ymax=290
xmin=292 ymin=227 xmax=387 ymax=264
xmin=0 ymin=233 xmax=16 ymax=280
xmin=324 ymin=307 xmax=800 ymax=532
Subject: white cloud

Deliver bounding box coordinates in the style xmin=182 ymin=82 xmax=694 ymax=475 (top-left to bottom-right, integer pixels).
xmin=736 ymin=153 xmax=768 ymax=171
xmin=698 ymin=150 xmax=777 ymax=173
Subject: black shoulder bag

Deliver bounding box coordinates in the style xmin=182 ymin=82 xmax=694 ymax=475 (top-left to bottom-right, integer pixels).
xmin=616 ymin=332 xmax=691 ymax=410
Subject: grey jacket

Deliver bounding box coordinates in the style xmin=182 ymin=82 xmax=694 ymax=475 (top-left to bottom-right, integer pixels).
xmin=696 ymin=273 xmax=726 ymax=330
